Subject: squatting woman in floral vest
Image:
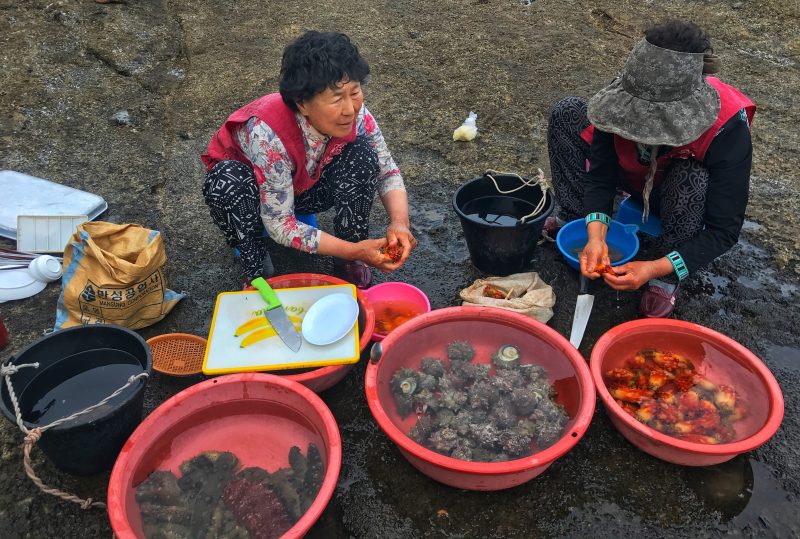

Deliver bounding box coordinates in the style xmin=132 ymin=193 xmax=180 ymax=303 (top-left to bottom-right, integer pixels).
xmin=201 ymin=31 xmax=415 ymax=288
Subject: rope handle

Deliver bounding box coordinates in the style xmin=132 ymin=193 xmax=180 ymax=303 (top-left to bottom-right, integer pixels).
xmin=23 ymin=429 xmax=106 ymax=510
xmin=1 ymin=361 xmax=148 ymax=510
xmin=484 ymin=169 xmax=551 ymax=224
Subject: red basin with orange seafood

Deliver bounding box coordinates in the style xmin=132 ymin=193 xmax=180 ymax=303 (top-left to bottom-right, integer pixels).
xmin=268 ymin=273 xmax=375 ymax=393
xmin=365 ymin=306 xmax=595 ymax=491
xmin=590 ymin=319 xmax=784 ymax=466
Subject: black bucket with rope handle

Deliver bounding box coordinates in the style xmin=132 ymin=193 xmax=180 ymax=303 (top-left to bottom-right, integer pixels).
xmin=453 ymin=170 xmax=554 ymax=276
xmin=0 ymin=324 xmax=151 ymax=476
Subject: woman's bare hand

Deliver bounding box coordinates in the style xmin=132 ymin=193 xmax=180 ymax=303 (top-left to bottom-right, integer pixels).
xmin=603 ymin=261 xmax=655 ymax=290
xmin=580 ymin=238 xmax=610 ymax=279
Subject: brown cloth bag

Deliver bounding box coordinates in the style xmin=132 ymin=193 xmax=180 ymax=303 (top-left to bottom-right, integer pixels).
xmin=459 ymin=272 xmax=555 ymax=324
xmin=54 ymin=222 xmax=184 ymax=330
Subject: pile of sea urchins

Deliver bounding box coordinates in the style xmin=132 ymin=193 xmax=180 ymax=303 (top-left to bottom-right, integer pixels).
xmin=389 ymin=340 xmax=569 ymax=462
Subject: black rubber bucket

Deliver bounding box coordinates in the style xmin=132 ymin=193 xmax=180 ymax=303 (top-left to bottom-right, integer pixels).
xmin=0 ymin=324 xmax=151 ymax=476
xmin=453 ymin=173 xmax=554 ymax=276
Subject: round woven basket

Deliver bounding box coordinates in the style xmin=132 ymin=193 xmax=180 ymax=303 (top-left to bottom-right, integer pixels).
xmin=146 ymin=333 xmax=207 ymax=376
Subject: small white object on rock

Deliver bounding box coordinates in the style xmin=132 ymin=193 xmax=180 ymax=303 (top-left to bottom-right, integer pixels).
xmin=453 ymin=111 xmax=478 ymax=142
xmin=111 ymin=110 xmax=133 ymax=126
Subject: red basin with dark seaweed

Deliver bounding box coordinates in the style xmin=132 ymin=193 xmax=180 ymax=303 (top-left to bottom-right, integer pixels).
xmin=364 ymin=306 xmax=595 ymax=491
xmin=107 ymin=373 xmax=341 ymax=538
xmin=590 ymin=319 xmax=784 ymax=466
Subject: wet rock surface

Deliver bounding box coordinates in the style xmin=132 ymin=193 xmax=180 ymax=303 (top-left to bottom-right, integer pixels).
xmin=1 ymin=0 xmax=798 ymax=537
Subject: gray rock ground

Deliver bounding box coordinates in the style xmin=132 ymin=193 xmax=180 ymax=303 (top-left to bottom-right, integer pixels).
xmin=1 ymin=0 xmax=798 ymax=537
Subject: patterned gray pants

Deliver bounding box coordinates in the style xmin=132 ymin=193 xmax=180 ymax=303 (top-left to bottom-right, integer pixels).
xmin=547 ymin=96 xmax=708 ymax=250
xmin=203 ymin=136 xmax=379 ymax=279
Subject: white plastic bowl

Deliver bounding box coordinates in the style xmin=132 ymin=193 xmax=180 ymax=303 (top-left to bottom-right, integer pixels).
xmin=302 ymin=293 xmax=359 ymax=346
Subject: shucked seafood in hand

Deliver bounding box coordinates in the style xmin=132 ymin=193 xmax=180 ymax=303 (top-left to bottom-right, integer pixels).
xmin=390 ymin=340 xmax=569 ymax=462
xmin=605 ymin=348 xmax=748 ymax=444
xmin=381 ymin=243 xmax=403 ymax=263
xmin=135 ymin=444 xmax=325 ymax=539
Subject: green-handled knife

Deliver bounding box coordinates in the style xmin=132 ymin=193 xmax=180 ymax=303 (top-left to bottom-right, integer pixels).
xmin=251 ymin=277 xmax=303 ymax=352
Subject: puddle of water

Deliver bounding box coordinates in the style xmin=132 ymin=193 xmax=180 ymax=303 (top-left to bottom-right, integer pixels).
xmin=736 ymin=275 xmax=765 ymax=290
xmin=408 ymin=197 xmax=470 ymax=266
xmin=707 ymin=274 xmax=730 ymax=300
xmin=729 ymin=460 xmax=798 ymax=534
xmin=688 ymin=455 xmax=753 ymax=522
xmin=735 ymin=238 xmax=770 ymax=261
xmin=780 ymin=283 xmax=798 ymax=298
xmin=765 ymin=344 xmax=800 ymax=371
xmin=727 ymin=250 xmax=797 ymax=298
xmin=688 ymin=457 xmax=797 ymax=534
xmin=410 ymin=202 xmax=447 ymax=233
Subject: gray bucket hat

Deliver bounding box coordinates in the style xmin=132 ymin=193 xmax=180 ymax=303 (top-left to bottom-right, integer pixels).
xmin=587 ymin=38 xmax=721 ymax=147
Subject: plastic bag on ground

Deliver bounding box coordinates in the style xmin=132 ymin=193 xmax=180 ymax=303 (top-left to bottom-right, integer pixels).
xmin=459 ymin=271 xmax=555 ymax=324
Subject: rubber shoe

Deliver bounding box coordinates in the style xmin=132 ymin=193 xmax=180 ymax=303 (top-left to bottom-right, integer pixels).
xmin=640 ymin=280 xmax=680 ymax=318
xmin=334 ymin=260 xmax=373 ymax=289
xmin=542 ymin=215 xmax=564 ymax=242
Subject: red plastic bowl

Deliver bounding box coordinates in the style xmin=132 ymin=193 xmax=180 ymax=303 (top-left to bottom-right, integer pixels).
xmin=364 ymin=306 xmax=595 ymax=491
xmin=108 ymin=373 xmax=341 ymax=539
xmin=363 ymin=282 xmax=431 ymax=342
xmin=590 ymin=319 xmax=784 ymax=466
xmin=268 ymin=273 xmax=375 ymax=393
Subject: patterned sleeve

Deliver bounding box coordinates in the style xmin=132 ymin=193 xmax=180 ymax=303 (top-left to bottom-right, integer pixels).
xmin=235 ymin=118 xmax=321 ymax=253
xmin=357 ymin=106 xmax=406 ymax=196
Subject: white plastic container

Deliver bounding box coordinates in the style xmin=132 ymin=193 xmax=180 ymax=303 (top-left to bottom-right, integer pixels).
xmin=0 ymin=170 xmax=107 ymax=240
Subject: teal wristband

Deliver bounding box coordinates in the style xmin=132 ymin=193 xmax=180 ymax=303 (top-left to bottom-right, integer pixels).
xmin=666 ymin=251 xmax=689 ymax=281
xmin=585 ymin=212 xmax=611 ymax=227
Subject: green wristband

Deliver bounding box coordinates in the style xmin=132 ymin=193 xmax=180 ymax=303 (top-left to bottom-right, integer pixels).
xmin=585 ymin=212 xmax=611 ymax=227
xmin=666 ymin=251 xmax=689 ymax=281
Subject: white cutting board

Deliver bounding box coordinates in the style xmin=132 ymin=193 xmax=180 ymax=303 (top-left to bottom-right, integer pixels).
xmin=203 ymin=284 xmax=360 ymax=375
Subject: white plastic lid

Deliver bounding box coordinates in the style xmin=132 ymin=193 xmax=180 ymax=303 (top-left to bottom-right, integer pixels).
xmin=0 ymin=268 xmax=47 ymax=303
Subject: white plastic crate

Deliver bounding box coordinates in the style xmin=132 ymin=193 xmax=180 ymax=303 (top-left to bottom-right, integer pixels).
xmin=16 ymin=215 xmax=88 ymax=253
xmin=0 ymin=170 xmax=107 ymax=240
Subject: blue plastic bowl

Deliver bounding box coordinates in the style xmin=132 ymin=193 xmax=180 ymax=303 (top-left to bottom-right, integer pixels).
xmin=556 ymin=219 xmax=640 ymax=271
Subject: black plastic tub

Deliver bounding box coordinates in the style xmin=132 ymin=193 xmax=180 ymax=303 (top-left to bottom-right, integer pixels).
xmin=0 ymin=324 xmax=151 ymax=476
xmin=453 ymin=173 xmax=554 ymax=276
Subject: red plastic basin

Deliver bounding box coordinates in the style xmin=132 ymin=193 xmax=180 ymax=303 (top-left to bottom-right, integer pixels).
xmin=268 ymin=273 xmax=375 ymax=393
xmin=364 ymin=306 xmax=595 ymax=491
xmin=590 ymin=319 xmax=784 ymax=466
xmin=107 ymin=373 xmax=342 ymax=539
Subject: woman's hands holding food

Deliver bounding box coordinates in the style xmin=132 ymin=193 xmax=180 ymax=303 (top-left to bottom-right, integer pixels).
xmin=580 ymin=237 xmax=611 ymax=279
xmin=352 ymin=238 xmax=393 ymax=271
xmin=384 ymin=221 xmax=417 ymax=267
xmin=603 ymin=258 xmax=675 ymax=291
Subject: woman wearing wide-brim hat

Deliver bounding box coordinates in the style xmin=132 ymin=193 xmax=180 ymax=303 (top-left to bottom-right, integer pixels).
xmin=545 ymin=20 xmax=755 ymax=318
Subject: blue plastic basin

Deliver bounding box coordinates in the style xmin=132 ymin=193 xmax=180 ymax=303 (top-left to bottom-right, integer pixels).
xmin=556 ymin=219 xmax=640 ymax=271
xmin=615 ymin=197 xmax=661 ymax=237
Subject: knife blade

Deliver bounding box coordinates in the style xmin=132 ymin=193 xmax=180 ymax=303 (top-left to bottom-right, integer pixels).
xmin=569 ymin=274 xmax=594 ymax=349
xmin=251 ymin=277 xmax=303 ymax=353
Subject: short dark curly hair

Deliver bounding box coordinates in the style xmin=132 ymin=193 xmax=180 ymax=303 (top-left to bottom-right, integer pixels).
xmin=279 ymin=31 xmax=370 ymax=111
xmin=644 ymin=20 xmax=712 ymax=54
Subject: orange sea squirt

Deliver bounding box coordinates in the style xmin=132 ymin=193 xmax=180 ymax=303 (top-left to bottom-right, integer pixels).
xmin=373 ymin=299 xmax=425 ymax=335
